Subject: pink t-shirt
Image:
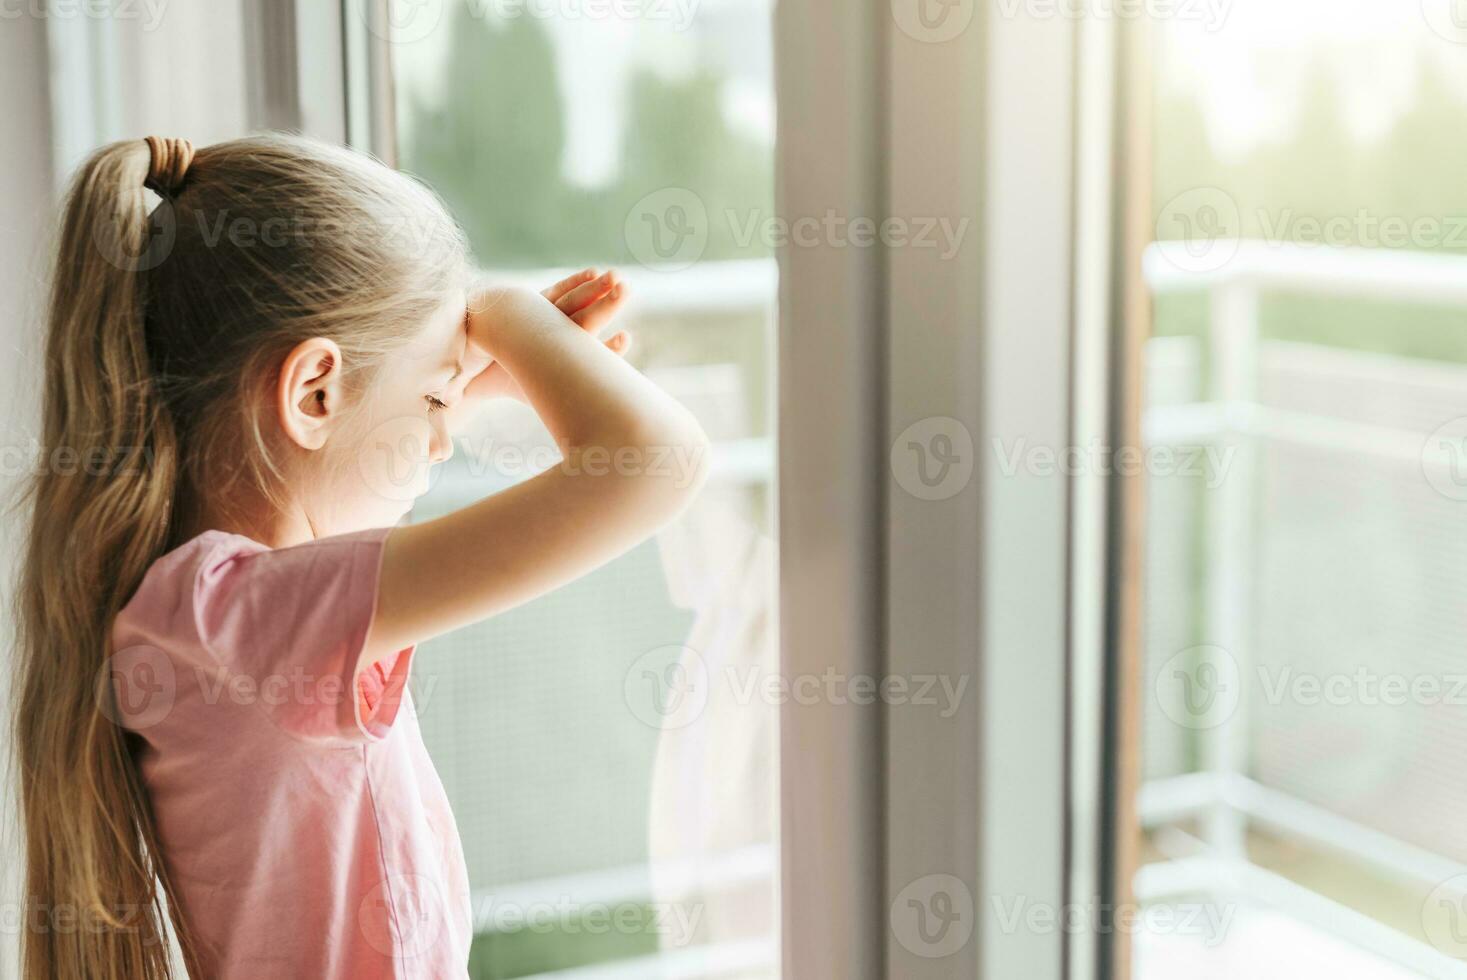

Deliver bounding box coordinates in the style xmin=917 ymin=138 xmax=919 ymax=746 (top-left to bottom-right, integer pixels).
xmin=110 ymin=527 xmax=472 ymax=978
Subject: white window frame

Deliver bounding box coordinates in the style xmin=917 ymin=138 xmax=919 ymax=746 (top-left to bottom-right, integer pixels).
xmin=776 ymin=3 xmax=1103 ymax=979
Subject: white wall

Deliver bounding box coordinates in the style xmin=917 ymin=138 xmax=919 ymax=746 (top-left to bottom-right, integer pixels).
xmin=0 ymin=13 xmax=54 ymax=980
xmin=48 ymin=3 xmax=249 ymax=177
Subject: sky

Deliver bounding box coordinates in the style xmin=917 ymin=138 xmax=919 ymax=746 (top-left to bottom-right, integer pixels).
xmin=1158 ymin=0 xmax=1467 ymax=161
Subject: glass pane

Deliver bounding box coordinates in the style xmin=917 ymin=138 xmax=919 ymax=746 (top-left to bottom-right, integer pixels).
xmin=390 ymin=3 xmax=778 ymax=977
xmin=1135 ymin=3 xmax=1467 ymax=977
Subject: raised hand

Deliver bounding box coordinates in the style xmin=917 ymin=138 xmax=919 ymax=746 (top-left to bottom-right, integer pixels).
xmin=466 ymin=268 xmax=631 ymax=403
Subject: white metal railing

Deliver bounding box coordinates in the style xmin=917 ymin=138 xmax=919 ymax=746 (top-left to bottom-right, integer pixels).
xmin=524 ymin=938 xmax=776 ymax=979
xmin=1139 ymin=772 xmax=1467 ymax=889
xmin=471 ymin=843 xmax=776 ymax=933
xmin=474 ymin=844 xmax=778 ymax=980
xmin=1134 ymin=856 xmax=1467 ymax=980
xmin=1140 ymin=239 xmax=1467 ymax=974
xmin=492 ymin=258 xmax=779 ymax=320
xmin=1145 ymin=239 xmax=1467 ymax=307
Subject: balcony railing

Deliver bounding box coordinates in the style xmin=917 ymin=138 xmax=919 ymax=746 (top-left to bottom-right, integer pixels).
xmin=1139 ymin=239 xmax=1467 ymax=979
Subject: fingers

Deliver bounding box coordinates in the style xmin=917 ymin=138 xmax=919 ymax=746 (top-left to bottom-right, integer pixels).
xmin=556 ymin=270 xmax=619 ymax=317
xmin=542 ymin=268 xmax=598 ymax=305
xmin=571 ymin=281 xmax=628 ymax=336
xmin=606 ymin=331 xmax=631 ymax=356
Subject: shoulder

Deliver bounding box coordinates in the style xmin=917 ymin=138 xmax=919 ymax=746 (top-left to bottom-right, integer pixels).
xmin=140 ymin=528 xmax=392 ymax=601
xmin=117 ymin=526 xmax=394 ymax=642
xmin=115 ymin=531 xmax=265 ymax=644
xmin=188 ymin=528 xmax=394 ymax=665
xmin=133 ymin=530 xmax=266 ymax=588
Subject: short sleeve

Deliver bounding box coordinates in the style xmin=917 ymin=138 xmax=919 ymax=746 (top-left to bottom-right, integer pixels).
xmin=193 ymin=527 xmax=415 ymax=744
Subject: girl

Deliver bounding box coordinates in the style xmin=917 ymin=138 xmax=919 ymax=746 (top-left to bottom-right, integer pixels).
xmin=14 ymin=134 xmax=709 ymax=979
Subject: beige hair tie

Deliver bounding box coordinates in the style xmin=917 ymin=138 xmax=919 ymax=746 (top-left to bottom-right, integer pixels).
xmin=143 ymin=136 xmax=195 ymax=196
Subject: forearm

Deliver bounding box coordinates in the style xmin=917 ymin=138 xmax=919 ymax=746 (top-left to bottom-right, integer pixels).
xmin=473 ymin=287 xmax=704 ymax=454
xmin=373 ymin=459 xmax=692 ymax=650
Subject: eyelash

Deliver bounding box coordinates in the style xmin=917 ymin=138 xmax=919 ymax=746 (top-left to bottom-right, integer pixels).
xmin=425 ymin=395 xmax=448 ymax=414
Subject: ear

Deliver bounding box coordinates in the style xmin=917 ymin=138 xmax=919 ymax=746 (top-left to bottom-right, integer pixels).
xmin=276 ymin=337 xmax=346 ymax=451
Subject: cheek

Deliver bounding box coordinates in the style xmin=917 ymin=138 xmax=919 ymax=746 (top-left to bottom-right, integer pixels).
xmin=342 ymin=411 xmax=438 ymax=512
xmin=308 ymin=395 xmax=438 ymax=529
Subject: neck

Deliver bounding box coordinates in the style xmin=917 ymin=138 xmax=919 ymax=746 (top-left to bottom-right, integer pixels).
xmin=186 ymin=492 xmax=316 ymax=550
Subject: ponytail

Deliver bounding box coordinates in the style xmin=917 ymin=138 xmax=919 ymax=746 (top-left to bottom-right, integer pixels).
xmin=15 ymin=139 xmax=195 ymax=979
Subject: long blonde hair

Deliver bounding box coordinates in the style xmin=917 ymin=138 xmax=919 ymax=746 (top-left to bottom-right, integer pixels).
xmin=14 ymin=134 xmax=466 ymax=979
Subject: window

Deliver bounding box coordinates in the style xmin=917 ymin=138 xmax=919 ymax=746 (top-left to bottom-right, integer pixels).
xmin=1132 ymin=3 xmax=1467 ymax=976
xmin=386 ymin=2 xmax=779 ymax=976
